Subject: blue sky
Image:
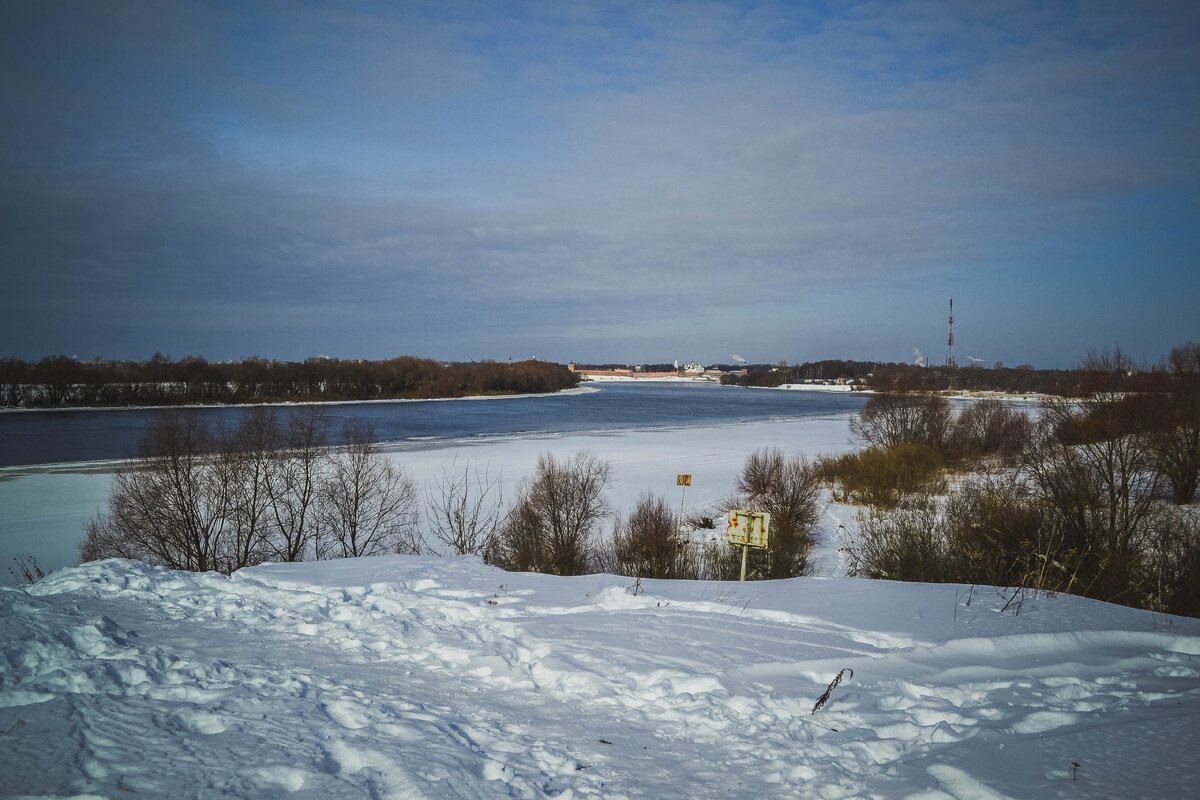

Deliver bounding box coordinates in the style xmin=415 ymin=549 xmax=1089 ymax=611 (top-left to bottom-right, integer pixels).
xmin=2 ymin=0 xmax=1197 ymax=368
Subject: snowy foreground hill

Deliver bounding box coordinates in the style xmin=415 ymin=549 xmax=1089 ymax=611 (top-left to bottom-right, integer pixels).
xmin=3 ymin=557 xmax=1200 ymax=799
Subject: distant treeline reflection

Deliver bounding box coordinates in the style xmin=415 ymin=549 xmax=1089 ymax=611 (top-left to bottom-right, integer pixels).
xmin=0 ymin=354 xmax=580 ymax=408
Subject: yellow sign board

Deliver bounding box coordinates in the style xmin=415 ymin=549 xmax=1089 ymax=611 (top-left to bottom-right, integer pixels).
xmin=726 ymin=509 xmax=770 ymax=549
xmin=676 ymin=474 xmax=692 ymax=486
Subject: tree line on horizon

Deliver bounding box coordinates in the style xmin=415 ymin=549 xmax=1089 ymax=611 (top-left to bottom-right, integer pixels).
xmin=722 ymin=342 xmax=1200 ymax=396
xmin=0 ymin=354 xmax=578 ymax=408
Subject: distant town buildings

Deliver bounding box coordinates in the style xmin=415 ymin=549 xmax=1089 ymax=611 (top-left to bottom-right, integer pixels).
xmin=567 ymin=361 xmax=727 ymax=382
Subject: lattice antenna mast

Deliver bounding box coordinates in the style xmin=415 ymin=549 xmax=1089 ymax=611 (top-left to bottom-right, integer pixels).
xmin=946 ymin=298 xmax=956 ymax=368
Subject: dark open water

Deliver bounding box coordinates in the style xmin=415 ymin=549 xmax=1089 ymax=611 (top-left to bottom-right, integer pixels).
xmin=0 ymin=382 xmax=866 ymax=468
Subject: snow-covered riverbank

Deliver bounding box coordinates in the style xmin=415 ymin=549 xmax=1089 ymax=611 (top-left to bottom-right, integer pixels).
xmin=3 ymin=555 xmax=1198 ymax=798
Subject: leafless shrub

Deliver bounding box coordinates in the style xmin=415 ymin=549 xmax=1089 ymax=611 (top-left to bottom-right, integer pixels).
xmin=486 ymin=451 xmax=611 ymax=576
xmin=941 ymin=473 xmax=1047 ymax=588
xmin=838 ymin=388 xmax=1200 ymax=616
xmin=610 ymin=492 xmax=698 ymax=580
xmin=738 ymin=448 xmax=786 ymax=499
xmin=9 ymin=556 xmax=45 ymax=585
xmin=1141 ymin=504 xmax=1200 ymax=617
xmin=850 ymin=392 xmax=951 ymax=452
xmin=1144 ymin=382 xmax=1200 ymax=505
xmin=711 ymin=449 xmax=823 ymax=580
xmin=486 ymin=492 xmax=547 ymax=573
xmin=843 ymin=505 xmax=945 ymax=581
xmin=319 ymin=420 xmax=421 ymax=558
xmin=426 ymin=461 xmax=503 ymax=556
xmin=949 ymin=399 xmax=1032 ymax=464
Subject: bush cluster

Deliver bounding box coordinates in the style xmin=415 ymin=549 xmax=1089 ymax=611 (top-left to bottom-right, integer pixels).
xmin=818 ymin=443 xmax=945 ymax=508
xmin=483 ymin=447 xmax=825 ymax=583
xmin=82 ymin=412 xmax=826 ymax=588
xmin=841 ymin=346 xmax=1200 ymax=616
xmin=82 ymin=408 xmax=420 ymax=571
xmin=845 ymin=473 xmax=1200 ymax=617
xmin=819 ymin=395 xmax=1031 ymax=509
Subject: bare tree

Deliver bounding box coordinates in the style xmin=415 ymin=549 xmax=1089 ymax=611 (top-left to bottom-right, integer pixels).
xmin=426 ymin=461 xmax=503 ymax=556
xmin=1022 ymin=398 xmax=1162 ymax=601
xmin=264 ymin=406 xmax=329 ymax=562
xmin=738 ymin=449 xmax=824 ymax=579
xmin=320 ymin=420 xmax=420 ymax=558
xmin=1142 ymin=504 xmax=1200 ymax=616
xmin=1168 ymin=341 xmax=1200 ymax=376
xmin=218 ymin=408 xmax=280 ymax=572
xmin=487 ymin=451 xmax=610 ymax=575
xmin=1145 ymin=382 xmax=1200 ymax=505
xmin=81 ymin=411 xmax=231 ymax=571
xmin=1081 ymin=343 xmax=1139 ymax=374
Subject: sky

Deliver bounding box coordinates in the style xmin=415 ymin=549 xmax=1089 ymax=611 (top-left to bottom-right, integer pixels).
xmin=1 ymin=1 xmax=1198 ymax=369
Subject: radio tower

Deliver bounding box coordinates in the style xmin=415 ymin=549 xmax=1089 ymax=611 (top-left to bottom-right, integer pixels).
xmin=946 ymin=298 xmax=956 ymax=368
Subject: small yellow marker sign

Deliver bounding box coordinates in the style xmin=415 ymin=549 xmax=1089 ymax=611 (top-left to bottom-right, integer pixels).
xmin=676 ymin=474 xmax=692 ymax=486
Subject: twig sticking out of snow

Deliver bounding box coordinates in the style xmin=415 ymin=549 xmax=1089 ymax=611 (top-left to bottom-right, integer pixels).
xmin=811 ymin=669 xmax=854 ymax=715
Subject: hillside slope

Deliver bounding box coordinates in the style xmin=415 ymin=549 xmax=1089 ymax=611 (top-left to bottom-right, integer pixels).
xmin=3 ymin=556 xmax=1199 ymax=798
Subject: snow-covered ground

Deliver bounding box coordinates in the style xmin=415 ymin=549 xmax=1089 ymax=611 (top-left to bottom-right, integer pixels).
xmin=3 ymin=556 xmax=1198 ymax=798
xmin=1 ymin=416 xmax=858 ymax=577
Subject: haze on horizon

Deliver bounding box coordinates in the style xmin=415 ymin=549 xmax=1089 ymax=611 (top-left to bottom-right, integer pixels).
xmin=2 ymin=1 xmax=1197 ymax=370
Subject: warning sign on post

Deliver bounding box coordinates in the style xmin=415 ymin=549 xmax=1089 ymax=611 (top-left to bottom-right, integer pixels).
xmin=676 ymin=474 xmax=692 ymax=486
xmin=726 ymin=509 xmax=770 ymax=549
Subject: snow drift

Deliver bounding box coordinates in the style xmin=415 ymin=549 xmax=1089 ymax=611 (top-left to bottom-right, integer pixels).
xmin=2 ymin=556 xmax=1199 ymax=798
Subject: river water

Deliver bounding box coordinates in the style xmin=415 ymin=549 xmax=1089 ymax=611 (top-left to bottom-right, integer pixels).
xmin=0 ymin=382 xmax=866 ymax=577
xmin=0 ymin=382 xmax=865 ymax=468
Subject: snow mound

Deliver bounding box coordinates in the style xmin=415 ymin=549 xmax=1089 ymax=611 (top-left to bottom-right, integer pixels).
xmin=3 ymin=556 xmax=1200 ymax=798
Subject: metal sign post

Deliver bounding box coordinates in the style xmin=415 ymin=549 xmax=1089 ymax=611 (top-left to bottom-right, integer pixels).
xmin=676 ymin=474 xmax=691 ymax=541
xmin=726 ymin=509 xmax=770 ymax=582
